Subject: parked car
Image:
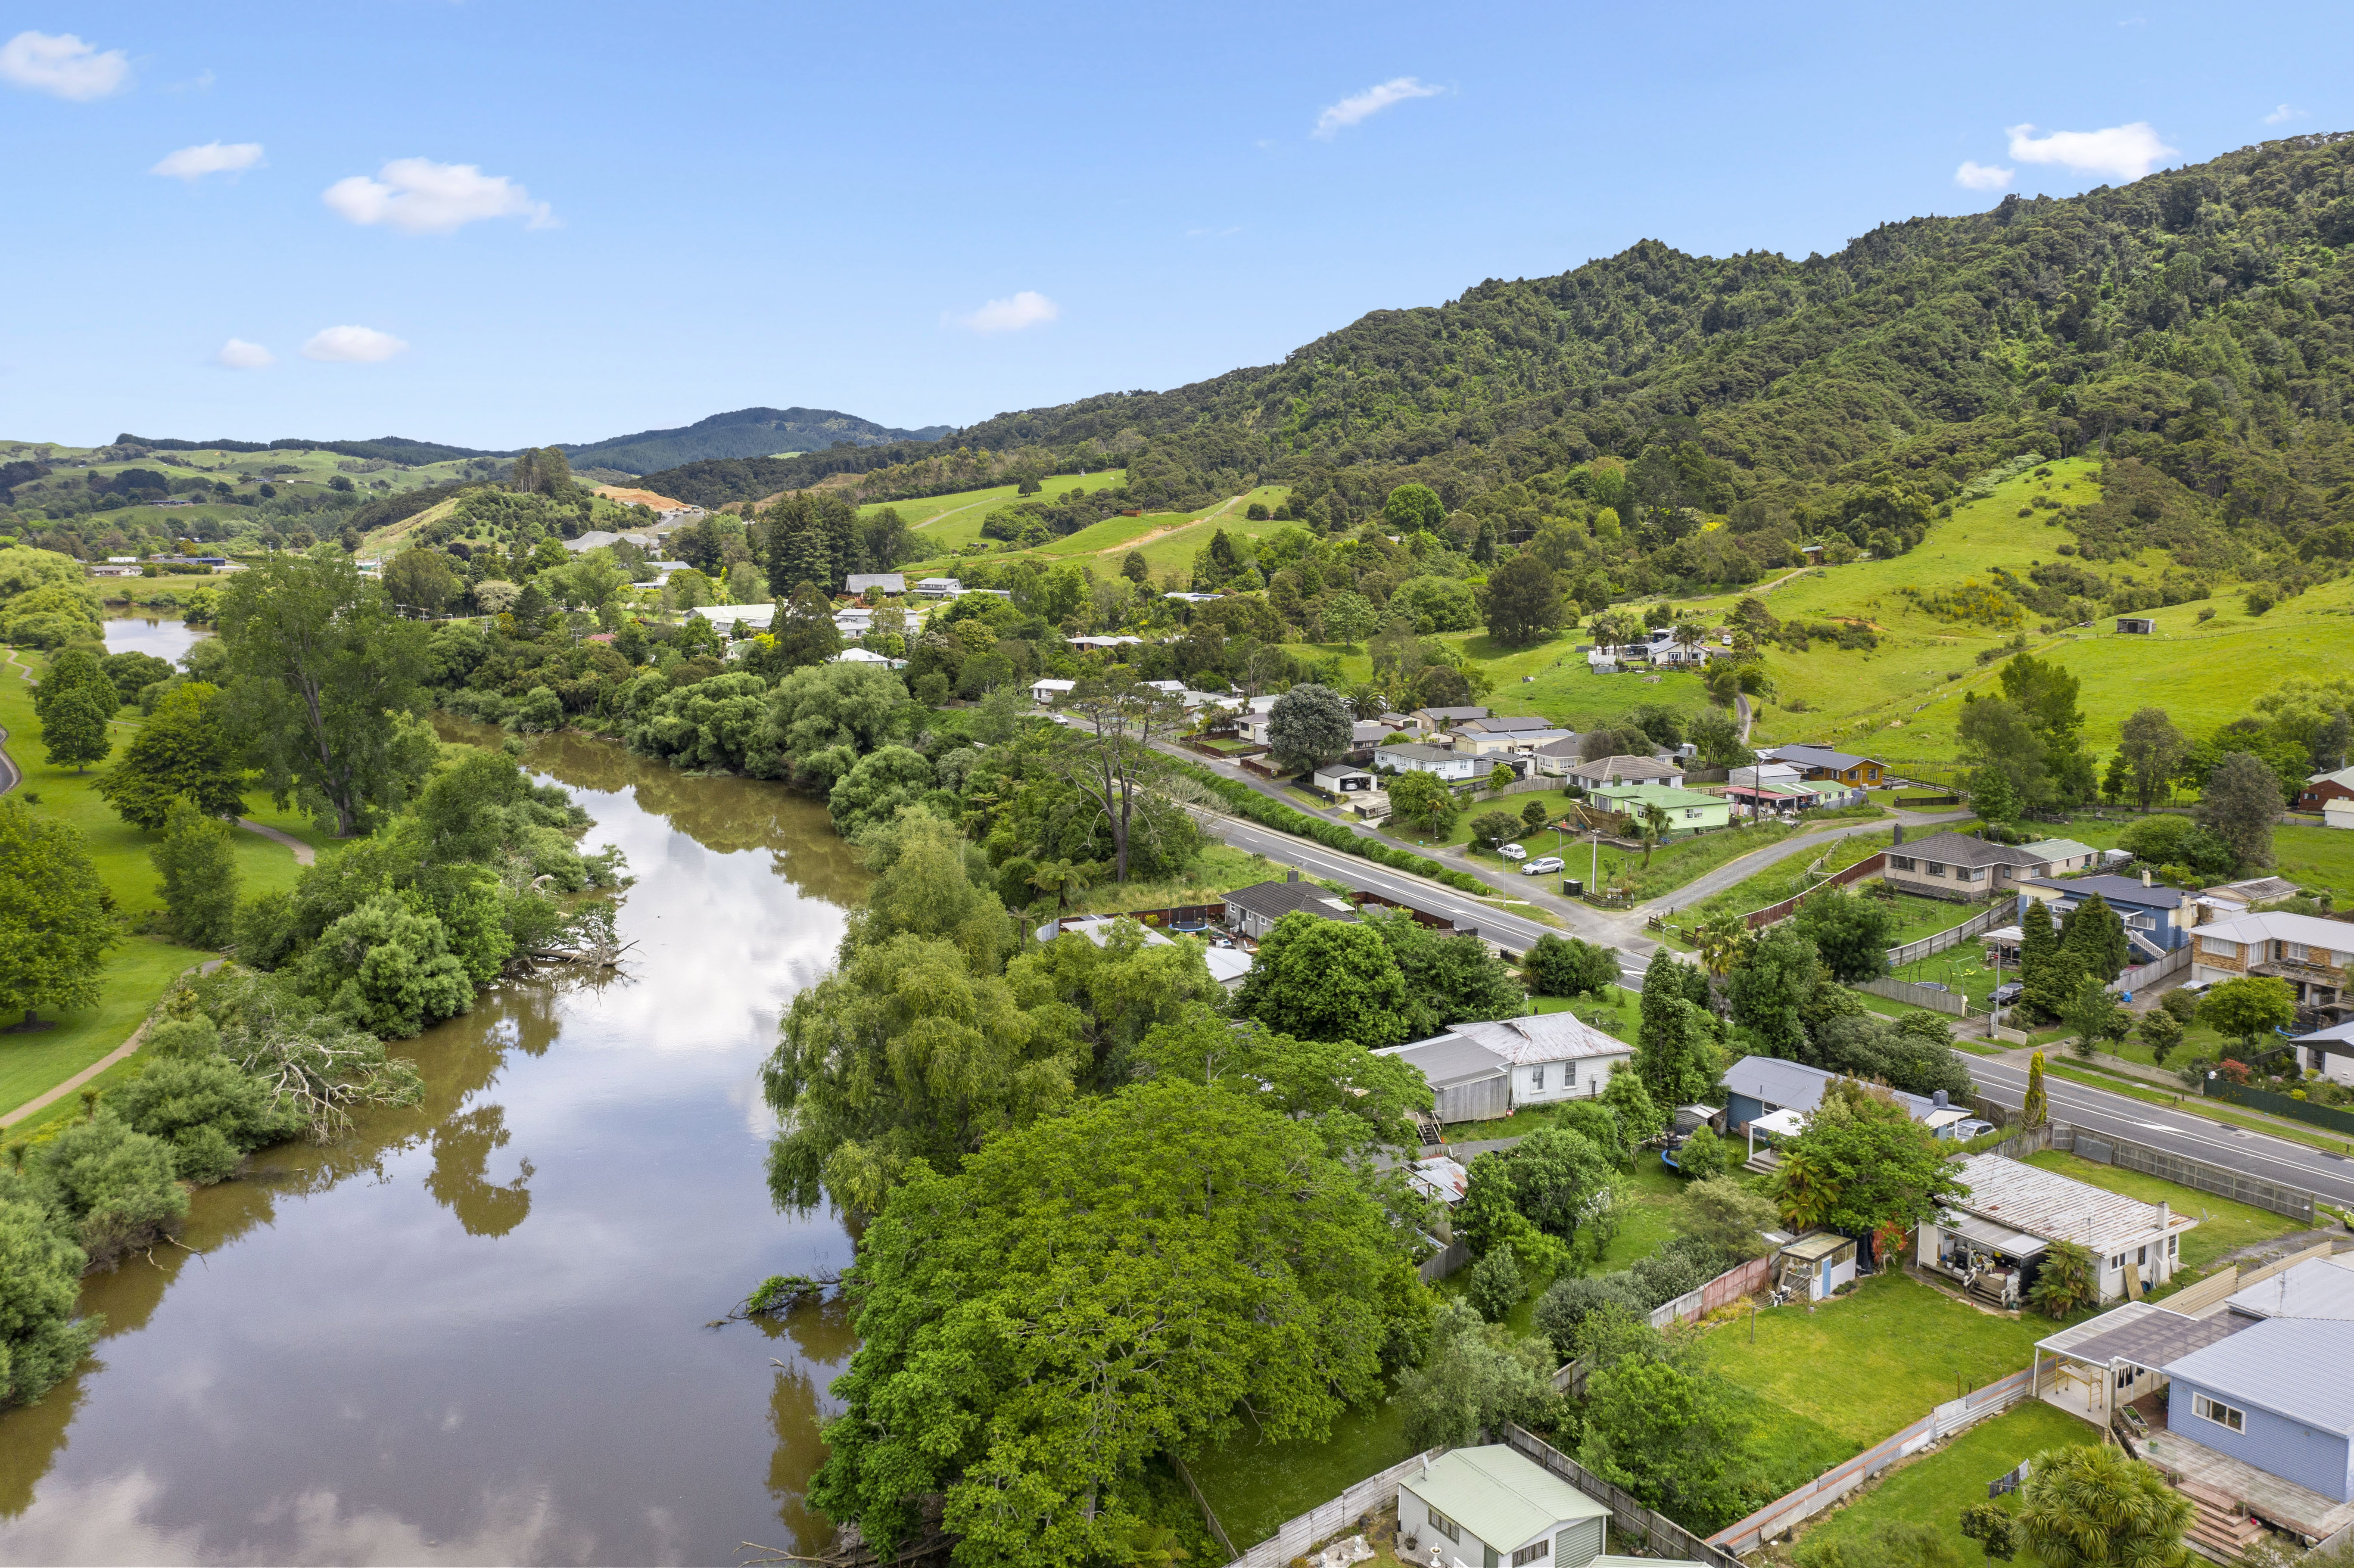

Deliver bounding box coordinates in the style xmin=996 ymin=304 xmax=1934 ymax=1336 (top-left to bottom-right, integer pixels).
xmin=1523 ymin=856 xmax=1565 ymax=875
xmin=1990 ymin=981 xmax=2024 ymax=1005
xmin=1497 ymin=843 xmax=1527 ymax=861
xmin=1954 ymin=1118 xmax=1996 ymax=1139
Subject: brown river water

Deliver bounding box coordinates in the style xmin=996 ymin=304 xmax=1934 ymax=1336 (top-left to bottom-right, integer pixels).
xmin=0 ymin=723 xmax=869 ymax=1565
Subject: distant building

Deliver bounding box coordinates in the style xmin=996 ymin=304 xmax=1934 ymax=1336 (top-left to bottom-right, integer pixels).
xmin=844 ymin=573 xmax=905 ymax=596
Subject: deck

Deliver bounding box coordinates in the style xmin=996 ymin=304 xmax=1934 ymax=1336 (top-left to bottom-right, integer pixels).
xmin=2139 ymin=1427 xmax=2354 ymax=1541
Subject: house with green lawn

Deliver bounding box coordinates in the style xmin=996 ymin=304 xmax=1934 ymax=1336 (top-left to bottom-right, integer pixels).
xmin=1585 ymin=782 xmax=1731 ymax=838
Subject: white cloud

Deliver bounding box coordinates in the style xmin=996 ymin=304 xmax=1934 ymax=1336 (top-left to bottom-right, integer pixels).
xmin=2005 ymin=121 xmax=2179 ymax=182
xmin=2265 ymin=103 xmax=2304 ymax=125
xmin=213 ymin=338 xmax=274 ymax=370
xmin=321 ymin=158 xmax=554 ymax=234
xmin=152 ymin=141 xmax=263 ymax=180
xmin=1954 ymin=161 xmax=2015 ymax=192
xmin=1312 ymin=76 xmax=1442 ymax=139
xmin=0 ymin=30 xmax=130 ymax=100
xmin=301 ymin=326 xmax=407 ymax=364
xmin=953 ymin=291 xmax=1059 ymax=333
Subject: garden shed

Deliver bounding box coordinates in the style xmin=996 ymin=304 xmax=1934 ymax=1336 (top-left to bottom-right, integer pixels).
xmin=1395 ymin=1444 xmax=1610 ymax=1568
xmin=1775 ymin=1231 xmax=1858 ymax=1302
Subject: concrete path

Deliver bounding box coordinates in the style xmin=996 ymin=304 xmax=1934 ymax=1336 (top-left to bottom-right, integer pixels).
xmin=238 ymin=818 xmax=316 ymax=865
xmin=0 ymin=959 xmax=221 ymax=1130
xmin=0 ymin=648 xmax=29 ymax=796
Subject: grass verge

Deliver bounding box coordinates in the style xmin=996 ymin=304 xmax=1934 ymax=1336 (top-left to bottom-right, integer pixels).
xmin=2018 ymin=1150 xmax=2307 ymax=1274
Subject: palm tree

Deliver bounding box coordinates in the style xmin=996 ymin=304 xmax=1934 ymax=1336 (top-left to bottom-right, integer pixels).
xmin=1639 ymin=802 xmax=1672 ymax=867
xmin=1346 ymin=683 xmax=1389 ymax=721
xmin=1695 ymin=915 xmax=1749 ymax=980
xmin=1670 ymin=619 xmax=1709 ymax=669
xmin=1028 ymin=858 xmax=1095 ymax=915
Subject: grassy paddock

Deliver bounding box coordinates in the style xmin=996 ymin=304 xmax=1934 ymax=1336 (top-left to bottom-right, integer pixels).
xmin=2018 ymin=1150 xmax=2304 ymax=1274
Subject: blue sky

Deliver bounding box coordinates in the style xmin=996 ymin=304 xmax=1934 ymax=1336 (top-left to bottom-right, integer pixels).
xmin=3 ymin=2 xmax=2346 ymax=451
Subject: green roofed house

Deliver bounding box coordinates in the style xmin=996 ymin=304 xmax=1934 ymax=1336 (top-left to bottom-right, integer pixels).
xmin=1585 ymin=782 xmax=1731 ymax=839
xmin=1396 ymin=1444 xmax=1610 ymax=1567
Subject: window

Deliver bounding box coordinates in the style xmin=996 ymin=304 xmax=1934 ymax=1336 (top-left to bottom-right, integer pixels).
xmin=1960 ymin=866 xmax=1984 ymax=882
xmin=1531 ymin=1064 xmax=1545 ymax=1091
xmin=2110 ymin=1255 xmax=2125 ymax=1272
xmin=1513 ymin=1543 xmax=1550 ymax=1566
xmin=1926 ymin=862 xmax=1948 ymax=877
xmin=2193 ymin=1394 xmax=2245 ymax=1433
xmin=1427 ymin=1509 xmax=1461 ymax=1543
xmin=2169 ymin=1235 xmax=2179 ymax=1257
xmin=1891 ymin=856 xmax=1917 ymax=872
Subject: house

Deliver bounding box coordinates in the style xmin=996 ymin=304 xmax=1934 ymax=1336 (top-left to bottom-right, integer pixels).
xmin=88 ymin=564 xmax=143 ymax=578
xmin=1411 ymin=705 xmax=1491 ymax=732
xmin=2301 ymin=767 xmax=2354 ymax=815
xmin=1374 ymin=1034 xmax=1510 ymax=1123
xmin=1565 ymin=754 xmax=1684 ymax=789
xmin=1221 ymin=875 xmax=1361 ymax=943
xmin=829 ymin=647 xmax=906 ymax=670
xmin=691 ymin=603 xmax=777 ymax=631
xmin=1920 ymin=1153 xmax=2196 ymax=1307
xmin=1038 ymin=914 xmax=1252 ymax=991
xmin=1394 ymin=1013 xmax=1635 ymax=1111
xmin=2295 ymin=1021 xmax=2354 ymax=1082
xmin=2019 ymin=871 xmax=2192 ymax=957
xmin=1720 ymin=1055 xmax=1948 ymax=1137
xmin=1454 ymin=715 xmax=1555 ymax=737
xmin=913 ymin=577 xmax=962 ymax=597
xmin=2018 ymin=837 xmax=2101 ymax=875
xmin=1029 ymin=678 xmax=1077 ymax=705
xmin=843 ymin=573 xmax=905 ymax=597
xmin=1376 ymin=743 xmax=1481 ymax=781
xmin=1453 ymin=726 xmax=1574 ymax=757
xmin=1530 ymin=736 xmax=1587 ymax=777
xmin=1585 ymin=783 xmax=1732 ymax=837
xmin=2332 ymin=799 xmax=2354 ymax=831
xmin=2192 ymin=876 xmax=2304 ymax=923
xmin=1066 ymin=634 xmax=1143 ymax=651
xmin=2192 ymin=909 xmax=2353 ymax=1015
xmin=2116 ymin=616 xmax=2158 ymax=635
xmin=2164 ymin=1318 xmax=2354 ymax=1506
xmin=1765 ymin=743 xmax=1890 ymax=788
xmin=2221 ymin=1254 xmax=2354 ymax=1320
xmin=1728 ymin=761 xmax=1805 ymax=788
xmin=1884 ymin=828 xmax=2053 ymax=903
xmin=1396 ymin=1446 xmax=1611 ymax=1568
xmin=1312 ymin=764 xmax=1376 ymax=794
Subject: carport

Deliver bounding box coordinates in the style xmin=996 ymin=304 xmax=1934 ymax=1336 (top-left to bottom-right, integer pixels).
xmin=2033 ymin=1302 xmax=2252 ymax=1426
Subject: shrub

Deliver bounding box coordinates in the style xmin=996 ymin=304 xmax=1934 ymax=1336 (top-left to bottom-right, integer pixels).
xmin=0 ymin=1173 xmax=99 ymax=1409
xmin=32 ymin=1114 xmax=189 ymax=1267
xmin=1674 ymin=1126 xmax=1731 ymax=1181
xmin=2027 ymin=1238 xmax=2098 ymax=1319
xmin=1532 ymin=1273 xmax=1646 ymax=1357
xmin=1463 ymin=1245 xmax=1526 ymax=1321
xmin=112 ymin=1055 xmax=301 ymax=1184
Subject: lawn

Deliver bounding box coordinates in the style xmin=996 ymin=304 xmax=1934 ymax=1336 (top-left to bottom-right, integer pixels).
xmin=2276 ymin=822 xmax=2354 ymax=903
xmin=1188 ymin=1394 xmax=1413 ymax=1549
xmin=2018 ymin=1151 xmax=2304 ymax=1275
xmin=0 ymin=937 xmax=197 ymax=1121
xmin=1060 ymin=843 xmax=1277 ymax=918
xmin=1778 ymin=1400 xmax=2099 ymax=1565
xmin=885 ymin=479 xmax=1299 ymax=586
xmin=1673 ymin=829 xmax=1900 ymax=927
xmin=1701 ymin=1272 xmax=2060 ymax=1452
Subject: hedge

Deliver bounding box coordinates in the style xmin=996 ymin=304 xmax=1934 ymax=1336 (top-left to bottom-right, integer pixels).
xmin=1168 ymin=760 xmax=1493 ymax=897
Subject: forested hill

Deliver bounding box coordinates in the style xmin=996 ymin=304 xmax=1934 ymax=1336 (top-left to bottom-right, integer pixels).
xmin=639 ymin=132 xmax=2354 ymax=567
xmin=556 ymin=406 xmax=953 ymax=474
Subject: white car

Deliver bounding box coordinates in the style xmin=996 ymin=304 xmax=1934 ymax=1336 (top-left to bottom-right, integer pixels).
xmin=1522 ymin=856 xmax=1565 ymax=876
xmin=1497 ymin=843 xmax=1527 ymax=861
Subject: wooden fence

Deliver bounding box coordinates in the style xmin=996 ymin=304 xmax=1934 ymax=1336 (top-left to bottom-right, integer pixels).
xmin=1706 ymin=1368 xmax=2036 ymax=1555
xmin=1502 ymin=1426 xmax=1744 ymax=1568
xmin=1886 ymin=902 xmax=2012 ymax=969
xmin=1858 ymin=976 xmax=1971 ymax=1015
xmin=1742 ymin=852 xmax=1887 ymax=930
xmin=1647 ymin=1255 xmax=1774 ymax=1330
xmin=2204 ymin=1076 xmax=2354 ymax=1136
xmin=1225 ymin=1447 xmax=1447 ymax=1568
xmin=2107 ymin=943 xmax=2190 ymax=996
xmin=1417 ymin=1239 xmax=1471 ymax=1283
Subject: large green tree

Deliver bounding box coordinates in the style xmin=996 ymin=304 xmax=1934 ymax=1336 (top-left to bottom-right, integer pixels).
xmin=0 ymin=800 xmax=118 ymax=1029
xmin=1726 ymin=925 xmax=1817 ymax=1058
xmin=216 ymin=551 xmax=435 ymax=837
xmin=151 ymin=798 xmax=240 ymax=949
xmin=1636 ymin=949 xmax=1720 ymax=1108
xmin=1235 ymin=911 xmax=1414 ymax=1047
xmin=2198 ymin=976 xmax=2297 ymax=1056
xmin=1266 ymin=681 xmax=1353 ymax=772
xmin=2193 ymin=751 xmax=2282 ymax=871
xmin=1772 ymin=1079 xmax=1965 ymax=1238
xmin=2114 ymin=706 xmax=2187 ymax=813
xmin=1793 ymin=888 xmax=1899 ymax=983
xmin=810 ymin=1080 xmax=1422 ymax=1568
xmin=38 ymin=681 xmax=113 ymax=772
xmin=96 ymin=681 xmax=247 ymax=828
xmin=1134 ymin=1007 xmax=1430 ymax=1160
xmin=1479 ymin=553 xmax=1565 ymax=647
xmin=1382 ymin=766 xmax=1459 ymax=837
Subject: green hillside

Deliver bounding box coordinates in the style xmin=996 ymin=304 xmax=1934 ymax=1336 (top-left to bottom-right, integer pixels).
xmin=557 ymin=406 xmax=952 ymax=475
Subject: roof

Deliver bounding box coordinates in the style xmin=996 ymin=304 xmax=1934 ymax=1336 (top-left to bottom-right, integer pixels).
xmin=2226 ymin=1257 xmax=2354 ymax=1321
xmin=2163 ymin=1317 xmax=2354 ymax=1437
xmin=1588 ymin=783 xmax=1726 ymax=809
xmin=1772 ymin=742 xmax=1878 ymax=771
xmin=2308 ymin=766 xmax=2354 ymax=790
xmin=2296 ymin=1021 xmax=2354 ymax=1045
xmin=1412 ymin=706 xmax=1491 ymax=722
xmin=1753 ymin=1108 xmax=1808 ymax=1137
xmin=2020 ymin=838 xmax=2098 ymax=862
xmin=1399 ymin=1445 xmax=1607 ymax=1549
xmin=1427 ymin=1013 xmax=1634 ymax=1067
xmin=1939 ymin=1210 xmax=2048 ymax=1258
xmin=1783 ymin=1231 xmax=1853 ymax=1261
xmin=1313 ymin=764 xmax=1373 ymax=781
xmin=563 ymin=530 xmax=621 ymax=551
xmin=1380 ymin=743 xmax=1471 ymax=765
xmin=2023 ymin=874 xmax=2187 ymax=910
xmin=1531 ymin=736 xmax=1586 ymax=758
xmin=2038 ymin=1302 xmax=2252 ymax=1369
xmin=844 ymin=573 xmax=905 ymax=593
xmin=1374 ymin=1033 xmax=1508 ymax=1090
xmin=1950 ymin=1153 xmax=2189 ymax=1252
xmin=2203 ymin=876 xmax=2304 ymax=905
xmin=1222 ymin=880 xmax=1361 ymax=924
xmin=1031 ymin=678 xmax=1077 ymax=692
xmin=691 ymin=603 xmax=776 ymax=625
xmin=1459 ymin=715 xmax=1553 ymax=733
xmin=1720 ymin=1055 xmax=1940 ymax=1121
xmin=2195 ymin=910 xmax=2354 ymax=952
xmin=1039 ymin=916 xmax=1252 ymax=985
xmin=1568 ymin=754 xmax=1681 ymax=783
xmin=1894 ymin=830 xmax=2049 ymax=869
xmin=1408 ymin=1155 xmax=1471 ymax=1203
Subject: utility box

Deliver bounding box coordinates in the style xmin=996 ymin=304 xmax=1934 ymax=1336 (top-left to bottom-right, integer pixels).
xmin=1564 ymin=879 xmax=1583 ymax=897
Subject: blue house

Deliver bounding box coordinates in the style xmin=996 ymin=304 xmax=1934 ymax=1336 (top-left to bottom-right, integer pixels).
xmin=2016 ymin=872 xmax=2191 ymax=959
xmin=1719 ymin=1056 xmax=1950 ymax=1138
xmin=2162 ymin=1317 xmax=2354 ymax=1504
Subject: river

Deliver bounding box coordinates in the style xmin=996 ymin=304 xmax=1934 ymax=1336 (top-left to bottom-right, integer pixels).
xmin=0 ymin=723 xmax=869 ymax=1565
xmin=100 ymin=612 xmax=208 ymax=663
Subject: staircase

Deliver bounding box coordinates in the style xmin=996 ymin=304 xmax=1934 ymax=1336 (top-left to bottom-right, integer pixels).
xmin=1965 ymin=1272 xmax=2012 ymax=1311
xmin=2174 ymin=1478 xmax=2265 ymax=1562
xmin=1743 ymin=1146 xmax=1782 ymax=1176
xmin=1413 ymin=1112 xmax=1446 ymax=1150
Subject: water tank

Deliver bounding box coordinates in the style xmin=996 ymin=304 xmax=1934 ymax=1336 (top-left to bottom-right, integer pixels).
xmin=1933 ymin=1089 xmax=1949 ymax=1109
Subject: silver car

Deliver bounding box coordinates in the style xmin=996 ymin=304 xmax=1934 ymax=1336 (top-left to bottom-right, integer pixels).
xmin=1522 ymin=856 xmax=1565 ymax=875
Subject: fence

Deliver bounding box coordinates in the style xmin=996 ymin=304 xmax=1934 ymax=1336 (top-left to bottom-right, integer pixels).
xmin=1647 ymin=1255 xmax=1774 ymax=1329
xmin=1225 ymin=1446 xmax=1447 ymax=1568
xmin=1857 ymin=976 xmax=1971 ymax=1016
xmin=2205 ymin=1077 xmax=2354 ymax=1137
xmin=1964 ymin=1116 xmax=2321 ymax=1225
xmin=1417 ymin=1239 xmax=1471 ymax=1283
xmin=1886 ymin=902 xmax=2012 ymax=969
xmin=1707 ymin=1368 xmax=2035 ymax=1555
xmin=2108 ymin=943 xmax=2190 ymax=996
xmin=1742 ymin=852 xmax=1887 ymax=930
xmin=1503 ymin=1425 xmax=1744 ymax=1568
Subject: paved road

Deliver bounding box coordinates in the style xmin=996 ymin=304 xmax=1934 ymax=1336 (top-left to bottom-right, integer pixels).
xmin=1632 ymin=809 xmax=1969 ymax=917
xmin=1968 ymin=1055 xmax=2354 ymax=1209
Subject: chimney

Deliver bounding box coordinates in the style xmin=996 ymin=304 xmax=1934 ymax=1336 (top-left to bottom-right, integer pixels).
xmin=1286 ymin=868 xmax=1299 ymax=884
xmin=2142 ymin=868 xmax=2152 ymax=888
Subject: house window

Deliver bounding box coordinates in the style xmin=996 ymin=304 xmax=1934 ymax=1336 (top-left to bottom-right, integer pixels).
xmin=1427 ymin=1509 xmax=1461 ymax=1543
xmin=2109 ymin=1255 xmax=2125 ymax=1273
xmin=2284 ymin=941 xmax=2308 ymax=962
xmin=1891 ymin=856 xmax=1917 ymax=872
xmin=1959 ymin=866 xmax=1983 ymax=881
xmin=1513 ymin=1543 xmax=1550 ymax=1566
xmin=2169 ymin=1235 xmax=2179 ymax=1257
xmin=1926 ymin=862 xmax=1947 ymax=877
xmin=2193 ymin=1394 xmax=2245 ymax=1433
xmin=1532 ymin=1065 xmax=1546 ymax=1091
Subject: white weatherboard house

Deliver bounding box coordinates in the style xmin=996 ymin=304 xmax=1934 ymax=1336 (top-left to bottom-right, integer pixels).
xmin=1919 ymin=1153 xmax=2197 ymax=1308
xmin=1444 ymin=1014 xmax=1633 ymax=1107
xmin=1396 ymin=1445 xmax=1610 ymax=1568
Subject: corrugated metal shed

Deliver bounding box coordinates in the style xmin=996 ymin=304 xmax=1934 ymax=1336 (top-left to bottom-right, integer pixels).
xmin=1447 ymin=1014 xmax=1632 ymax=1067
xmin=2163 ymin=1318 xmax=2354 ymax=1437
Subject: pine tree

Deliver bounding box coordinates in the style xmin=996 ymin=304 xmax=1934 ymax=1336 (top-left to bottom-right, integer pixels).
xmin=2018 ymin=897 xmax=2073 ymax=1019
xmin=2059 ymin=893 xmax=2130 ymax=983
xmin=2023 ymin=1051 xmax=2047 ymax=1126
